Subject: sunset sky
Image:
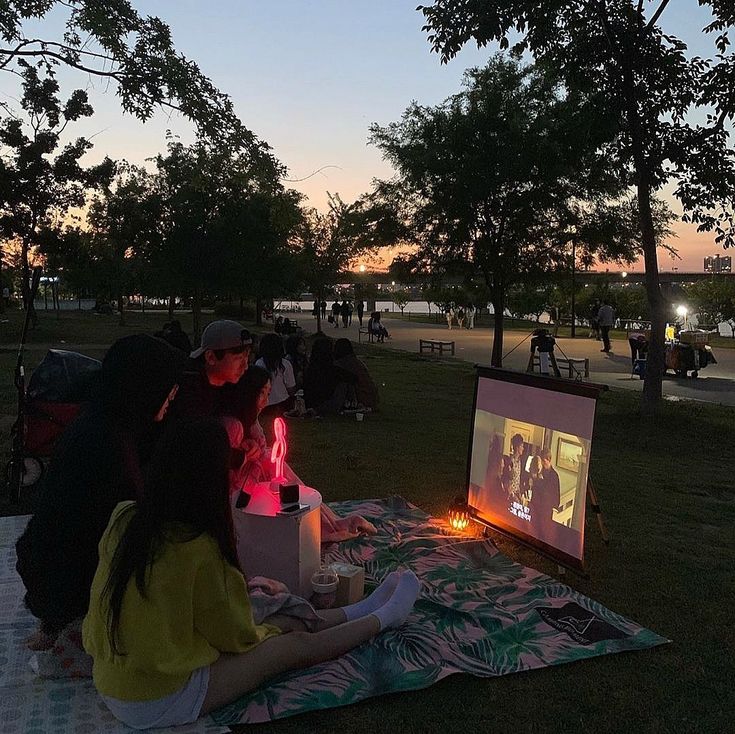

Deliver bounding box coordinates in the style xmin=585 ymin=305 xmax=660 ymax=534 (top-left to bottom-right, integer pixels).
xmin=6 ymin=1 xmax=730 ymax=273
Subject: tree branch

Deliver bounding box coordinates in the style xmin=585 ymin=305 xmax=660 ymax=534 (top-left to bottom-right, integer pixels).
xmin=0 ymin=48 xmax=187 ymax=118
xmin=646 ymin=0 xmax=671 ymax=30
xmin=588 ymin=0 xmax=625 ymax=65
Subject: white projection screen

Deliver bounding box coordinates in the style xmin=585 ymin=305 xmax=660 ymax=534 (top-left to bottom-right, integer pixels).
xmin=467 ymin=368 xmax=605 ymax=570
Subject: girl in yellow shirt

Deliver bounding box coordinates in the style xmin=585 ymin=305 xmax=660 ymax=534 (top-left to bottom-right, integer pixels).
xmin=83 ymin=417 xmax=419 ymax=729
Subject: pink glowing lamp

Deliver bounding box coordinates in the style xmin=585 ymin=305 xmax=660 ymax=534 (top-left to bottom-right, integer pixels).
xmin=270 ymin=417 xmax=287 ymax=480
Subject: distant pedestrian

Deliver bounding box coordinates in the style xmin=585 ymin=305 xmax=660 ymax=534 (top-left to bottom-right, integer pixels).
xmin=331 ymin=300 xmax=341 ymax=327
xmin=340 ymin=300 xmax=350 ymax=328
xmin=588 ymin=300 xmax=601 ymax=340
xmin=320 ymin=300 xmax=327 ymax=320
xmin=457 ymin=307 xmax=465 ymax=329
xmin=312 ymin=300 xmax=319 ymax=318
xmin=348 ymin=301 xmax=354 ymax=326
xmin=446 ymin=306 xmax=455 ymax=330
xmin=598 ymin=301 xmax=615 ymax=353
xmin=466 ymin=304 xmax=476 ymax=330
xmin=356 ymin=300 xmax=365 ymax=327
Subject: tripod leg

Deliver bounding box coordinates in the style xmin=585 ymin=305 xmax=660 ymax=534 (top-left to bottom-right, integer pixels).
xmin=549 ymin=352 xmax=562 ymax=378
xmin=587 ymin=481 xmax=609 ymax=544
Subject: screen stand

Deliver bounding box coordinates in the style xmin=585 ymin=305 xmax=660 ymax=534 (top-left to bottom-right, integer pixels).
xmin=587 ymin=479 xmax=609 ymax=545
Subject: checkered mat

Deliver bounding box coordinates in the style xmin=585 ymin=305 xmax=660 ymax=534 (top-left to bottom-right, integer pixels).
xmin=0 ymin=499 xmax=667 ymax=729
xmin=0 ymin=515 xmax=228 ymax=734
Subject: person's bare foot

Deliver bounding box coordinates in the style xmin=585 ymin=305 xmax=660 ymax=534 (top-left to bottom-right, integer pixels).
xmin=25 ymin=628 xmax=56 ymax=651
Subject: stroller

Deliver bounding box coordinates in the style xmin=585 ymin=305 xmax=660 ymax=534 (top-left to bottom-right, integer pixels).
xmin=5 ymin=272 xmax=101 ymax=502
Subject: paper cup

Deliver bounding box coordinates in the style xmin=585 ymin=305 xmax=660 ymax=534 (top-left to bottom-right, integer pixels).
xmin=356 ymin=412 xmax=364 ymax=422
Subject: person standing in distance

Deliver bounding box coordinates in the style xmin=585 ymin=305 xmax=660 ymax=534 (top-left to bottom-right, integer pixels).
xmin=597 ymin=301 xmax=616 ymax=353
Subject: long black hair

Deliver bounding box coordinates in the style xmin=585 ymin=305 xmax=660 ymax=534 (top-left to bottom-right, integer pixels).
xmin=102 ymin=418 xmax=239 ymax=655
xmin=238 ymin=365 xmax=271 ymax=432
xmin=258 ymin=333 xmax=285 ymax=374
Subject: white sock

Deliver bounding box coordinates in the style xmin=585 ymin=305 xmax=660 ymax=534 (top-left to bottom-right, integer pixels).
xmin=342 ymin=571 xmax=401 ymax=621
xmin=371 ymin=570 xmax=421 ymax=631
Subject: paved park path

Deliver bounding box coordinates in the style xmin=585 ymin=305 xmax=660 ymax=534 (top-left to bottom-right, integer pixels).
xmin=304 ymin=315 xmax=735 ymax=407
xmin=3 ymin=316 xmax=734 ymax=406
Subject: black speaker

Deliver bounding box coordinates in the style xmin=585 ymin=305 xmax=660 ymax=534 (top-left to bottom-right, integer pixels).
xmin=279 ymin=483 xmax=299 ymax=506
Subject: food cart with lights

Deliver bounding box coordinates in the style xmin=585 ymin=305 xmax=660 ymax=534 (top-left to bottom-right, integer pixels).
xmin=664 ymin=327 xmax=717 ymax=378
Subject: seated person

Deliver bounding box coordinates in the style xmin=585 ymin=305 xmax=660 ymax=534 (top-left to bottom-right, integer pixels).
xmin=285 ymin=334 xmax=308 ymax=391
xmin=229 ymin=366 xmax=376 ymax=540
xmin=303 ymin=336 xmax=358 ymax=415
xmin=83 ymin=418 xmax=420 ymax=730
xmin=157 ymin=320 xmax=193 ymax=354
xmin=367 ymin=312 xmax=389 ymax=342
xmin=15 ymin=335 xmax=185 ymax=650
xmin=255 ymin=333 xmax=296 ymax=439
xmin=333 ymin=338 xmax=379 ymax=410
xmin=170 ymin=319 xmax=252 ymax=423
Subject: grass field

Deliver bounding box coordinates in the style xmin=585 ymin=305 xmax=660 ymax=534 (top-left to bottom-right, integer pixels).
xmin=1 ymin=311 xmax=732 ymax=733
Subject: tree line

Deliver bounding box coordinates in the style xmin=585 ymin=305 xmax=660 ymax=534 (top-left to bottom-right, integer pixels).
xmin=1 ymin=0 xmax=734 ymax=414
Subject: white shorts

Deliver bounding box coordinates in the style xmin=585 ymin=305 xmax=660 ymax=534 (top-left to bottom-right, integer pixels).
xmin=101 ymin=666 xmax=210 ymax=730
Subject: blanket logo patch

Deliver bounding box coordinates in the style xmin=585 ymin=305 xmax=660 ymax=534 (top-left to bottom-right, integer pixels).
xmin=536 ymin=602 xmax=629 ymax=644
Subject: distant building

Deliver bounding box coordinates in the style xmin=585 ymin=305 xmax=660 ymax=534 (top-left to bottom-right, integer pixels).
xmin=704 ymin=254 xmax=732 ymax=273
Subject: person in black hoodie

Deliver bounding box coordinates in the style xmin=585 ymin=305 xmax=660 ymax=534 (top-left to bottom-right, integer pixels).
xmin=15 ymin=334 xmax=185 ymax=649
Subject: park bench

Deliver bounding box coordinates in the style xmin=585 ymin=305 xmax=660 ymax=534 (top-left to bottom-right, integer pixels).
xmin=531 ymin=355 xmax=589 ymax=378
xmin=419 ymin=338 xmax=455 ymax=356
xmin=358 ymin=327 xmax=374 ymax=343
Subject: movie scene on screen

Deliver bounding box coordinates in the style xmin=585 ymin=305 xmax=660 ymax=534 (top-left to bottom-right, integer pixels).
xmin=467 ymin=374 xmax=596 ymax=563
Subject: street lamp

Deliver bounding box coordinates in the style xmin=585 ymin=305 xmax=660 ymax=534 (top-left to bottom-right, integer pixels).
xmin=358 ymin=264 xmax=366 ymax=273
xmin=621 ymin=271 xmax=628 ymax=278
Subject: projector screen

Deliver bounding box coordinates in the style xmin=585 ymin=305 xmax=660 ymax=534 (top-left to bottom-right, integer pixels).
xmin=467 ymin=368 xmax=604 ymax=570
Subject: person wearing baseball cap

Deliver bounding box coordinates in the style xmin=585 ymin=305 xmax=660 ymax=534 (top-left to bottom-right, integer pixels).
xmin=171 ymin=320 xmax=253 ymax=422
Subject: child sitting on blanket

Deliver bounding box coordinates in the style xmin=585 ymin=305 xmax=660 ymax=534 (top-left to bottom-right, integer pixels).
xmin=230 ymin=366 xmax=377 ymax=541
xmin=83 ymin=418 xmax=420 ymax=730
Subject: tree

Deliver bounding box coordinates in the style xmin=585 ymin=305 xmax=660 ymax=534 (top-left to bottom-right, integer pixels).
xmin=294 ymin=193 xmax=382 ymax=333
xmin=0 ymin=0 xmax=252 ymax=146
xmin=506 ymin=282 xmax=553 ymax=323
xmin=418 ymin=0 xmax=735 ymax=412
xmin=151 ymin=136 xmax=289 ymax=338
xmin=390 ymin=288 xmax=411 ymax=314
xmin=370 ymin=56 xmax=633 ymax=366
xmin=87 ymin=162 xmax=160 ymax=325
xmin=0 ymin=63 xmax=114 ymax=324
xmin=687 ymin=278 xmax=735 ymax=335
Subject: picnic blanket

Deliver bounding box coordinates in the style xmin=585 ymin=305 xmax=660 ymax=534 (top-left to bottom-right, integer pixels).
xmin=0 ymin=499 xmax=667 ymax=731
xmin=210 ymin=497 xmax=668 ymax=726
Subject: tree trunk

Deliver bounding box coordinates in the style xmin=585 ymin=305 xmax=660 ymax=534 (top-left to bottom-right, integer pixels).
xmin=192 ymin=289 xmax=202 ymax=343
xmin=637 ymin=178 xmax=666 ymax=416
xmin=255 ymin=295 xmax=263 ymax=327
xmin=20 ymin=239 xmax=38 ymax=328
xmin=0 ymin=247 xmax=4 ymax=315
xmin=168 ymin=294 xmax=175 ymax=321
xmin=490 ymin=288 xmax=505 ymax=367
xmin=315 ymin=289 xmax=323 ymax=333
xmin=54 ymin=281 xmax=60 ymax=320
xmin=621 ymin=63 xmax=664 ymax=415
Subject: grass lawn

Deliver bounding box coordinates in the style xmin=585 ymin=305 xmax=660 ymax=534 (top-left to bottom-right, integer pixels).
xmin=1 ymin=311 xmax=732 ymax=733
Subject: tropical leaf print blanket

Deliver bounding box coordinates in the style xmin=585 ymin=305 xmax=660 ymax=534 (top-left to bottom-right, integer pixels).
xmin=211 ymin=496 xmax=667 ymax=726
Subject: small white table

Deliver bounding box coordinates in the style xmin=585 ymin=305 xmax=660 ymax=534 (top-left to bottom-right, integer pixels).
xmin=232 ymin=482 xmax=322 ymax=597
